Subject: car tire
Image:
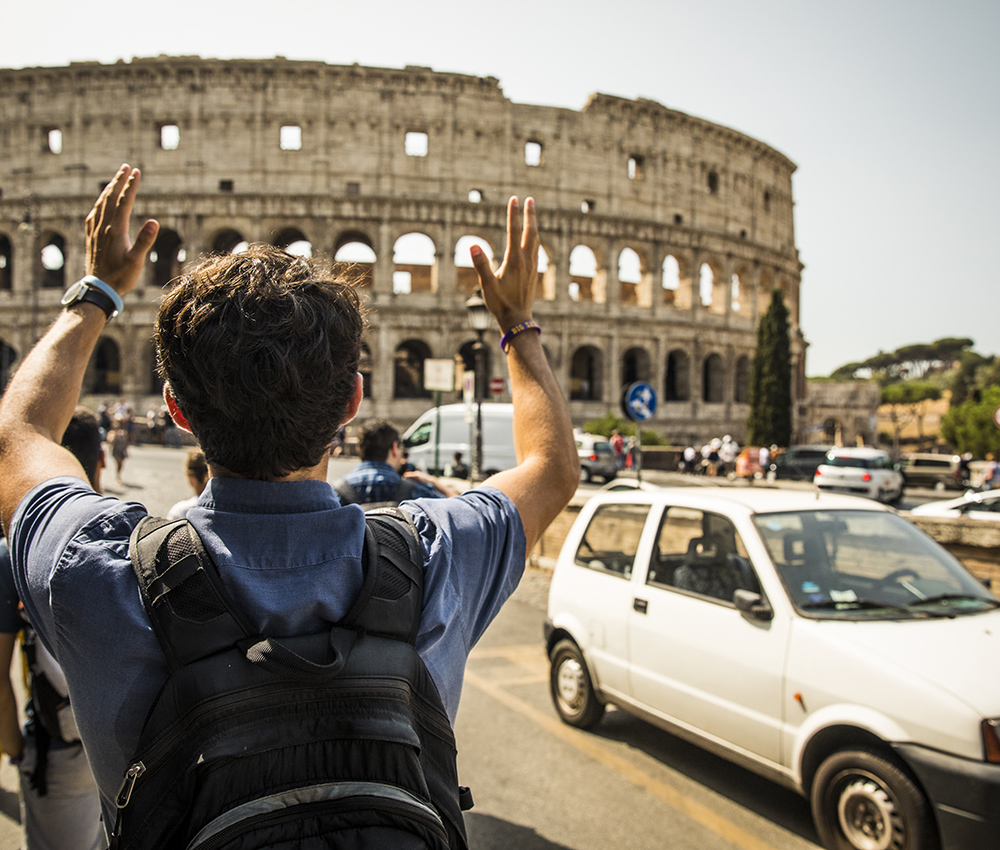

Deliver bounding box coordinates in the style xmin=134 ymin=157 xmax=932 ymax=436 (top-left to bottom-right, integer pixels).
xmin=549 ymin=639 xmax=605 ymax=729
xmin=580 ymin=466 xmax=592 ymax=484
xmin=811 ymin=748 xmax=935 ymax=850
xmin=604 ymin=471 xmax=617 ymax=483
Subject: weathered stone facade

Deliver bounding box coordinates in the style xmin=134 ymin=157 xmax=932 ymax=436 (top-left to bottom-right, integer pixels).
xmin=0 ymin=57 xmax=806 ymax=442
xmin=804 ymin=381 xmax=881 ymax=447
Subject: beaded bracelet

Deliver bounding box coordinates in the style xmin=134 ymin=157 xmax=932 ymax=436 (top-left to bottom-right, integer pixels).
xmin=499 ymin=320 xmax=541 ymax=353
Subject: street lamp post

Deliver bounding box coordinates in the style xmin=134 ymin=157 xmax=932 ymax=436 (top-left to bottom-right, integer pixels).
xmin=465 ymin=291 xmax=491 ymax=482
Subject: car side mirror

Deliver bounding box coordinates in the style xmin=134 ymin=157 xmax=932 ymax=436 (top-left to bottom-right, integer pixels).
xmin=733 ymin=589 xmax=773 ymax=621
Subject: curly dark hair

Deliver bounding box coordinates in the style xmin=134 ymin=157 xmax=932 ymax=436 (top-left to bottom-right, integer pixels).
xmin=155 ymin=244 xmax=365 ymax=479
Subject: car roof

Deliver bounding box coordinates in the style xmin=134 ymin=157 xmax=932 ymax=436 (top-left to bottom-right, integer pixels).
xmin=823 ymin=447 xmax=888 ymax=458
xmin=588 ymin=485 xmax=891 ymax=517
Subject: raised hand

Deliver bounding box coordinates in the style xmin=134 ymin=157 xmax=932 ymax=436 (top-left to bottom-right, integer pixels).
xmin=469 ymin=196 xmax=539 ymax=332
xmin=85 ymin=164 xmax=159 ymax=294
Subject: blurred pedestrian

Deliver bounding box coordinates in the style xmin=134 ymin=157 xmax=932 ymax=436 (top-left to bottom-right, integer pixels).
xmin=108 ymin=418 xmax=129 ymax=485
xmin=167 ymin=449 xmax=210 ymax=519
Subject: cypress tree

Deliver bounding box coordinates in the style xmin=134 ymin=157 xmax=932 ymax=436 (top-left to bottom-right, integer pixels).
xmin=747 ymin=288 xmax=792 ymax=447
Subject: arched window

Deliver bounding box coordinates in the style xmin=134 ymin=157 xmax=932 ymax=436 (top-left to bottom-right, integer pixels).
xmin=149 ymin=228 xmax=185 ymax=287
xmin=88 ymin=338 xmax=122 ymax=394
xmin=212 ymin=229 xmax=249 ymax=255
xmin=0 ymin=339 xmax=17 ymax=394
xmin=40 ymin=233 xmax=66 ymax=289
xmin=569 ymin=245 xmax=597 ymax=302
xmin=622 ymin=347 xmax=650 ymax=386
xmin=662 ymin=254 xmax=680 ymax=305
xmin=454 ymin=235 xmax=494 ymax=295
xmin=618 ymin=247 xmax=641 ymax=305
xmin=665 ymin=349 xmax=690 ymax=401
xmin=570 ymin=346 xmax=602 ymax=401
xmin=274 ymin=227 xmax=312 ymax=258
xmin=734 ymin=355 xmax=750 ymax=403
xmin=703 ymin=353 xmax=725 ymax=403
xmin=335 ymin=234 xmax=377 ymax=288
xmin=0 ymin=236 xmax=11 ymax=291
xmin=393 ymin=339 xmax=432 ymax=399
xmin=393 ymin=233 xmax=437 ymax=294
xmin=458 ymin=340 xmax=493 ymax=399
xmin=699 ymin=263 xmax=714 ymax=307
xmin=731 ymin=273 xmax=741 ymax=313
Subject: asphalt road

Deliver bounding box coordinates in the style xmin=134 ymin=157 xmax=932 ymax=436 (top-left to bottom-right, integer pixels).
xmin=0 ymin=446 xmax=952 ymax=847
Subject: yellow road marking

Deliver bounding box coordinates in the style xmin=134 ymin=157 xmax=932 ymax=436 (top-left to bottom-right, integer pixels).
xmin=464 ymin=664 xmax=780 ymax=850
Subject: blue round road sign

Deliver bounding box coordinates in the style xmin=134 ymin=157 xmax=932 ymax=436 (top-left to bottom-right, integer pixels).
xmin=622 ymin=382 xmax=657 ymax=422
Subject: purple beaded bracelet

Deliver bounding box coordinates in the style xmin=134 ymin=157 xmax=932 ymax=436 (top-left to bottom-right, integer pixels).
xmin=499 ymin=320 xmax=541 ymax=353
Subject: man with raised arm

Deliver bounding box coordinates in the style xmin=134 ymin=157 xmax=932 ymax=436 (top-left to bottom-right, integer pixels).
xmin=0 ymin=164 xmax=578 ymax=837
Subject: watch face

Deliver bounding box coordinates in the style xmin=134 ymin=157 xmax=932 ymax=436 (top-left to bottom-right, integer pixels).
xmin=61 ymin=280 xmax=87 ymax=306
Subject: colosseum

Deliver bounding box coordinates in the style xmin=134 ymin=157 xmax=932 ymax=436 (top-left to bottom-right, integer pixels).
xmin=0 ymin=56 xmax=806 ymax=444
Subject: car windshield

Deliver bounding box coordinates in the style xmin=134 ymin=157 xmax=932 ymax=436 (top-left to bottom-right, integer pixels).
xmin=751 ymin=509 xmax=998 ymax=620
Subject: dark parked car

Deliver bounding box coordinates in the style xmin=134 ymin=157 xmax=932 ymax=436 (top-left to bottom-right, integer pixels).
xmin=899 ymin=453 xmax=968 ymax=491
xmin=765 ymin=445 xmax=832 ymax=482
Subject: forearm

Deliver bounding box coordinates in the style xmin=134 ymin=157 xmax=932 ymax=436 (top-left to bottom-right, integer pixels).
xmin=0 ymin=307 xmax=106 ymax=532
xmin=0 ymin=681 xmax=23 ymax=759
xmin=0 ymin=307 xmax=105 ymax=444
xmin=486 ymin=331 xmax=578 ymax=548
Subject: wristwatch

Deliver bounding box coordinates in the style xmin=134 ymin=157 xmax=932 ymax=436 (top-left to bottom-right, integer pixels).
xmin=61 ymin=276 xmax=123 ymax=320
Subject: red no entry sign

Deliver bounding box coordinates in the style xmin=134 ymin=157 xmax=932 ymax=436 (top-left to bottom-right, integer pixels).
xmin=489 ymin=377 xmax=506 ymax=395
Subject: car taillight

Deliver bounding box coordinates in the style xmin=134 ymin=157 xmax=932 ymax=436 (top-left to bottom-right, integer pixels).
xmin=983 ymin=719 xmax=1000 ymax=763
xmin=861 ymin=473 xmax=872 ymax=481
xmin=589 ymin=454 xmax=598 ymax=462
xmin=814 ymin=469 xmax=821 ymax=476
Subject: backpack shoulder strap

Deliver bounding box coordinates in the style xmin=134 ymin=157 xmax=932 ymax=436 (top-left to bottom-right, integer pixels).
xmin=341 ymin=508 xmax=424 ymax=644
xmin=392 ymin=477 xmax=418 ymax=503
xmin=129 ymin=517 xmax=256 ymax=672
xmin=333 ymin=479 xmax=360 ymax=505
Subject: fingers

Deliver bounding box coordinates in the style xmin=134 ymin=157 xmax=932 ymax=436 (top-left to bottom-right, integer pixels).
xmin=130 ymin=219 xmax=160 ymax=262
xmin=505 ymin=196 xmax=521 ymax=262
xmin=469 ymin=244 xmax=496 ymax=286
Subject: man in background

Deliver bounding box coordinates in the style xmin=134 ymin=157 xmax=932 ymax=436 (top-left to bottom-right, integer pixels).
xmin=0 ymin=407 xmax=104 ymax=850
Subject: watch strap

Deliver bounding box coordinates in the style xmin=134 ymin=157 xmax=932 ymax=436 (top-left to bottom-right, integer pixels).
xmin=76 ymin=286 xmax=119 ymax=319
xmin=80 ymin=276 xmax=124 ymax=317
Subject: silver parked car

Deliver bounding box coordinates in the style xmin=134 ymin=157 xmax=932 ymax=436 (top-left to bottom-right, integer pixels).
xmin=576 ymin=433 xmax=617 ymax=483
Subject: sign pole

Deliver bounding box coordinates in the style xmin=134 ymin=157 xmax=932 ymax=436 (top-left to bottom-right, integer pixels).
xmin=434 ymin=391 xmax=442 ymax=475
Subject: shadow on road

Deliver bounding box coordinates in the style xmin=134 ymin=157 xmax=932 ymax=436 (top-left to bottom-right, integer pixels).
xmin=465 ymin=813 xmax=574 ymax=849
xmin=594 ymin=708 xmax=820 ymax=846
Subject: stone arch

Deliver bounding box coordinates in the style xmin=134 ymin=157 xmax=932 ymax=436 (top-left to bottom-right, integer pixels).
xmin=0 ymin=338 xmax=17 ymax=393
xmin=621 ymin=346 xmax=651 ymax=387
xmin=569 ymin=244 xmax=605 ymax=303
xmin=0 ymin=235 xmax=11 ymax=291
xmin=211 ymin=228 xmax=249 ymax=254
xmin=393 ymin=339 xmax=432 ymax=399
xmin=40 ymin=232 xmax=67 ymax=289
xmin=734 ymin=355 xmax=751 ymax=403
xmin=665 ymin=349 xmax=691 ymax=401
xmin=699 ymin=259 xmax=727 ymax=313
xmin=731 ymin=263 xmax=755 ymax=319
xmin=454 ymin=234 xmax=494 ymax=295
xmin=393 ymin=232 xmax=437 ymax=294
xmin=662 ymin=252 xmax=692 ymax=309
xmin=85 ymin=337 xmax=122 ymax=394
xmin=702 ymin=352 xmax=725 ymax=403
xmin=458 ymin=339 xmax=493 ymax=399
xmin=618 ymin=247 xmax=640 ymax=306
xmin=569 ymin=345 xmax=603 ymax=401
xmin=335 ymin=231 xmax=377 ymax=288
xmin=538 ymin=244 xmax=557 ymax=302
xmin=149 ymin=227 xmax=185 ymax=287
xmin=274 ymin=226 xmax=312 ymax=258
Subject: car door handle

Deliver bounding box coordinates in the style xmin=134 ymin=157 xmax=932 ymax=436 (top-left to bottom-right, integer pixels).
xmin=633 ymin=598 xmax=648 ymax=614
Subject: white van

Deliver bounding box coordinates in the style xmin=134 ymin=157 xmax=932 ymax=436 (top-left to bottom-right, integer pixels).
xmin=401 ymin=403 xmax=516 ymax=476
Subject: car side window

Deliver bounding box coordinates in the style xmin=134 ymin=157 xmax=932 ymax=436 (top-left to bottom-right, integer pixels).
xmin=404 ymin=422 xmax=432 ymax=448
xmin=647 ymin=507 xmax=756 ymax=602
xmin=573 ymin=503 xmax=650 ymax=579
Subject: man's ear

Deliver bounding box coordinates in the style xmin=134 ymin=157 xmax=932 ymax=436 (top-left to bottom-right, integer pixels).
xmin=341 ymin=373 xmax=364 ymax=426
xmin=163 ymin=385 xmax=193 ymax=433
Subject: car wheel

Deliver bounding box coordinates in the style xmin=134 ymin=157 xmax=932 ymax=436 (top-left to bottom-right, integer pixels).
xmin=604 ymin=471 xmax=617 ymax=483
xmin=549 ymin=639 xmax=605 ymax=729
xmin=580 ymin=465 xmax=592 ymax=483
xmin=811 ymin=748 xmax=935 ymax=850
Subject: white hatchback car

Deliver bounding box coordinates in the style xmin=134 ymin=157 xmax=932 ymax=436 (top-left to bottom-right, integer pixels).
xmin=813 ymin=447 xmax=904 ymax=503
xmin=545 ymin=487 xmax=1000 ymax=850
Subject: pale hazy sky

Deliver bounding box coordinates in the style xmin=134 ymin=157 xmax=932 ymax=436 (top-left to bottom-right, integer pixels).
xmin=7 ymin=0 xmax=998 ymax=376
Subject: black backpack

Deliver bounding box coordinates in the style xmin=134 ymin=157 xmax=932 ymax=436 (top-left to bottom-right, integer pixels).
xmin=333 ymin=477 xmax=417 ymax=509
xmin=109 ymin=508 xmax=470 ymax=850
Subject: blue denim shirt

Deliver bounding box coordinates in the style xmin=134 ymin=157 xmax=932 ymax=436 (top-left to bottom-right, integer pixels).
xmin=344 ymin=460 xmax=443 ymax=502
xmin=10 ymin=476 xmax=525 ymax=827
